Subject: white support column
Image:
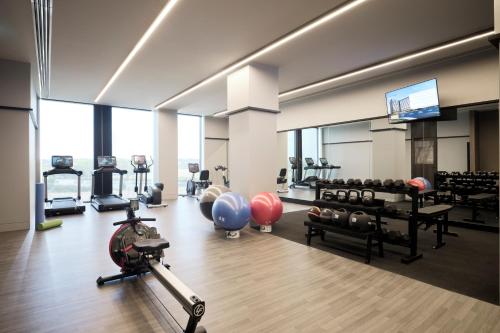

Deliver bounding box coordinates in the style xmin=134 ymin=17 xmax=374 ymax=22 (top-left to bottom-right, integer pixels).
xmin=153 ymin=108 xmax=178 ymax=199
xmin=227 ymin=64 xmax=279 ymax=202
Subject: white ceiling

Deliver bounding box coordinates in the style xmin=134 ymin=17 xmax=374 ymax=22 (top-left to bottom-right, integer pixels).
xmin=0 ymin=0 xmax=35 ymax=63
xmin=0 ymin=0 xmax=495 ymax=114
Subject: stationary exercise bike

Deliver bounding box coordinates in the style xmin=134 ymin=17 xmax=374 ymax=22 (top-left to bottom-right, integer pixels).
xmin=97 ymin=199 xmax=206 ymax=333
xmin=214 ymin=165 xmax=229 ymax=188
xmin=131 ymin=155 xmax=166 ymax=208
xmin=185 ymin=163 xmax=211 ymax=198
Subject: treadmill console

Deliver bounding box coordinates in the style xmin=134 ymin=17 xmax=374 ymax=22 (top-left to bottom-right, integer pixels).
xmin=52 ymin=155 xmax=73 ymax=168
xmin=129 ymin=198 xmax=139 ymax=211
xmin=305 ymin=158 xmax=315 ymax=166
xmin=132 ymin=155 xmax=146 ymax=166
xmin=319 ymin=158 xmax=328 ymax=166
xmin=98 ymin=156 xmax=117 ymax=168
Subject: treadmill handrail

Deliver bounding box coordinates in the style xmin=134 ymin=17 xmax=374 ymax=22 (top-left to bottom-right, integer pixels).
xmin=43 ymin=167 xmax=83 ymax=201
xmin=43 ymin=167 xmax=82 ymax=177
xmin=92 ymin=167 xmax=128 ymax=175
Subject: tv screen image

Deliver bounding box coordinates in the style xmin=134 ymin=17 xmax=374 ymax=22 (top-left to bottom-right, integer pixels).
xmin=386 ymin=79 xmax=440 ymax=123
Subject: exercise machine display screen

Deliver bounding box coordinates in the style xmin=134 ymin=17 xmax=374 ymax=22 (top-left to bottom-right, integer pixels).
xmin=386 ymin=78 xmax=440 ymax=123
xmin=52 ymin=155 xmax=73 ymax=168
xmin=98 ymin=156 xmax=117 ymax=168
xmin=132 ymin=155 xmax=146 ymax=166
xmin=188 ymin=163 xmax=200 ymax=173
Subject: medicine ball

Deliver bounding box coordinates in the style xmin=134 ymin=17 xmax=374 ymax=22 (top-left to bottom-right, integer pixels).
xmin=361 ymin=189 xmax=375 ymax=206
xmin=394 ymin=179 xmax=405 ymax=188
xmin=307 ymin=206 xmax=321 ymax=222
xmin=354 ymin=179 xmax=363 ymax=186
xmin=321 ymin=191 xmax=335 ymax=201
xmin=407 ymin=178 xmax=425 ymax=191
xmin=332 ymin=208 xmax=350 ymax=227
xmin=372 ymin=179 xmax=382 ymax=187
xmin=349 ymin=211 xmax=374 ymax=232
xmin=346 ymin=178 xmax=355 ymax=186
xmin=348 ymin=190 xmax=360 ymax=204
xmin=383 ymin=179 xmax=394 ymax=187
xmin=363 ymin=179 xmax=374 ymax=187
xmin=336 ymin=179 xmax=345 ymax=185
xmin=337 ymin=190 xmax=348 ymax=202
xmin=319 ymin=208 xmax=333 ymax=223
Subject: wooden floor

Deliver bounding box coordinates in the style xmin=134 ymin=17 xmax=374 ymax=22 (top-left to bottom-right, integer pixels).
xmin=1 ymin=197 xmax=500 ymax=332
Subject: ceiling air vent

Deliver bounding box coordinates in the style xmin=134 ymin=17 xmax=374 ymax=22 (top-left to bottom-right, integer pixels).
xmin=31 ymin=0 xmax=53 ymax=97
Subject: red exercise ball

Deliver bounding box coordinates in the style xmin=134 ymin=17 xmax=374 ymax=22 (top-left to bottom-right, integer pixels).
xmin=407 ymin=178 xmax=425 ymax=191
xmin=250 ymin=192 xmax=283 ymax=226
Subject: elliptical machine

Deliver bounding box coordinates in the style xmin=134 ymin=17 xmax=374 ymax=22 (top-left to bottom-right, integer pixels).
xmin=97 ymin=199 xmax=207 ymax=333
xmin=130 ymin=155 xmax=166 ymax=208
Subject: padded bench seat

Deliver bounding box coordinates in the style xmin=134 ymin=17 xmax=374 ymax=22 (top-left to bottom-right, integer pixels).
xmin=416 ymin=204 xmax=455 ymax=248
xmin=465 ymin=193 xmax=498 ymax=223
xmin=133 ymin=238 xmax=170 ymax=252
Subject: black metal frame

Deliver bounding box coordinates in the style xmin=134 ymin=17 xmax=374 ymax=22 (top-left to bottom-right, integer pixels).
xmin=315 ymin=182 xmax=422 ymax=263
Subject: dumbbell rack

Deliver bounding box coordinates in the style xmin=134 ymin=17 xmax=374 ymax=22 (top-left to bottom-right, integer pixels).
xmin=314 ymin=181 xmax=422 ymax=264
xmin=435 ymin=172 xmax=499 ymax=206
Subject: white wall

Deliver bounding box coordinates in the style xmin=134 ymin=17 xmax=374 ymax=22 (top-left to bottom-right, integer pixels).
xmin=322 ymin=121 xmax=372 ymax=179
xmin=0 ymin=59 xmax=35 ymax=232
xmin=204 ymin=117 xmax=229 ymax=185
xmin=154 ymin=108 xmax=178 ymax=199
xmin=278 ymin=49 xmax=498 ymax=131
xmin=437 ymin=110 xmax=470 ymax=172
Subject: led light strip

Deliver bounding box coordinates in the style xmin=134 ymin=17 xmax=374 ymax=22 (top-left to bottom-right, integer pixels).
xmin=212 ymin=30 xmax=494 ymax=117
xmin=155 ymin=0 xmax=370 ymax=109
xmin=279 ymin=30 xmax=495 ymax=99
xmin=95 ymin=0 xmax=180 ymax=103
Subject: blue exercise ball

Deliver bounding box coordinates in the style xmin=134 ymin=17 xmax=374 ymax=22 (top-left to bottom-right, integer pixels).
xmin=212 ymin=192 xmax=251 ymax=231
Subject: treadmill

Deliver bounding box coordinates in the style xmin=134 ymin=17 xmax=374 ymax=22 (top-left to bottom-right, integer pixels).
xmin=91 ymin=156 xmax=129 ymax=212
xmin=43 ymin=155 xmax=86 ymax=217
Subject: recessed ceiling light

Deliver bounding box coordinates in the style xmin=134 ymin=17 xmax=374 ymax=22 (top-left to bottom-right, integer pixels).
xmin=95 ymin=0 xmax=180 ymax=103
xmin=278 ymin=30 xmax=495 ymax=99
xmin=155 ymin=0 xmax=370 ymax=109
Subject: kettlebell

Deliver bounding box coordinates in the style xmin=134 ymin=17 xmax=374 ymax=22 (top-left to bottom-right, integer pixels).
xmin=383 ymin=179 xmax=395 ymax=187
xmin=372 ymin=179 xmax=382 ymax=187
xmin=321 ymin=191 xmax=335 ymax=201
xmin=336 ymin=179 xmax=345 ymax=185
xmin=361 ymin=189 xmax=375 ymax=206
xmin=337 ymin=189 xmax=348 ymax=202
xmin=319 ymin=208 xmax=333 ymax=223
xmin=348 ymin=211 xmax=375 ymax=232
xmin=354 ymin=179 xmax=363 ymax=186
xmin=394 ymin=179 xmax=405 ymax=188
xmin=348 ymin=190 xmax=360 ymax=205
xmin=307 ymin=207 xmax=321 ymax=222
xmin=346 ymin=178 xmax=355 ymax=186
xmin=363 ymin=179 xmax=374 ymax=187
xmin=332 ymin=208 xmax=350 ymax=227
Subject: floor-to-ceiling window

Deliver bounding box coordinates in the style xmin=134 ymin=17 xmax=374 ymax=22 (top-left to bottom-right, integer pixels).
xmin=40 ymin=100 xmax=93 ymax=199
xmin=112 ymin=107 xmax=153 ymax=198
xmin=178 ymin=114 xmax=201 ymax=193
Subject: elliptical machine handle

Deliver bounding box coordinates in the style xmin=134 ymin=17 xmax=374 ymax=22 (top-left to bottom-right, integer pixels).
xmin=141 ymin=218 xmax=156 ymax=222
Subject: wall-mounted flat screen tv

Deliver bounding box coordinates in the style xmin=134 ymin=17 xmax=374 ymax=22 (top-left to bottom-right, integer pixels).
xmin=386 ymin=79 xmax=440 ymax=123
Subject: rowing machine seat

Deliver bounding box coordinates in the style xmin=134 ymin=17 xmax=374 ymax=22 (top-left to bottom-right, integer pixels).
xmin=133 ymin=238 xmax=170 ymax=252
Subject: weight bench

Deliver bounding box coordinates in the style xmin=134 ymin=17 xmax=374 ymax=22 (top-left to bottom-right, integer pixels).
xmin=464 ymin=193 xmax=497 ymax=223
xmin=417 ymin=204 xmax=457 ymax=249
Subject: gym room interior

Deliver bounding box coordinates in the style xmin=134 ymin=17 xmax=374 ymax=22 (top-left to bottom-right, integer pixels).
xmin=2 ymin=0 xmax=500 ymax=332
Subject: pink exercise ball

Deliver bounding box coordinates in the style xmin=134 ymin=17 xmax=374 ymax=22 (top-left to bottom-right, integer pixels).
xmin=250 ymin=192 xmax=283 ymax=226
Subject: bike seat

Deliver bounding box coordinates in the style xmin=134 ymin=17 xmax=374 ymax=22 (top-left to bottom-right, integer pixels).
xmin=133 ymin=238 xmax=170 ymax=252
